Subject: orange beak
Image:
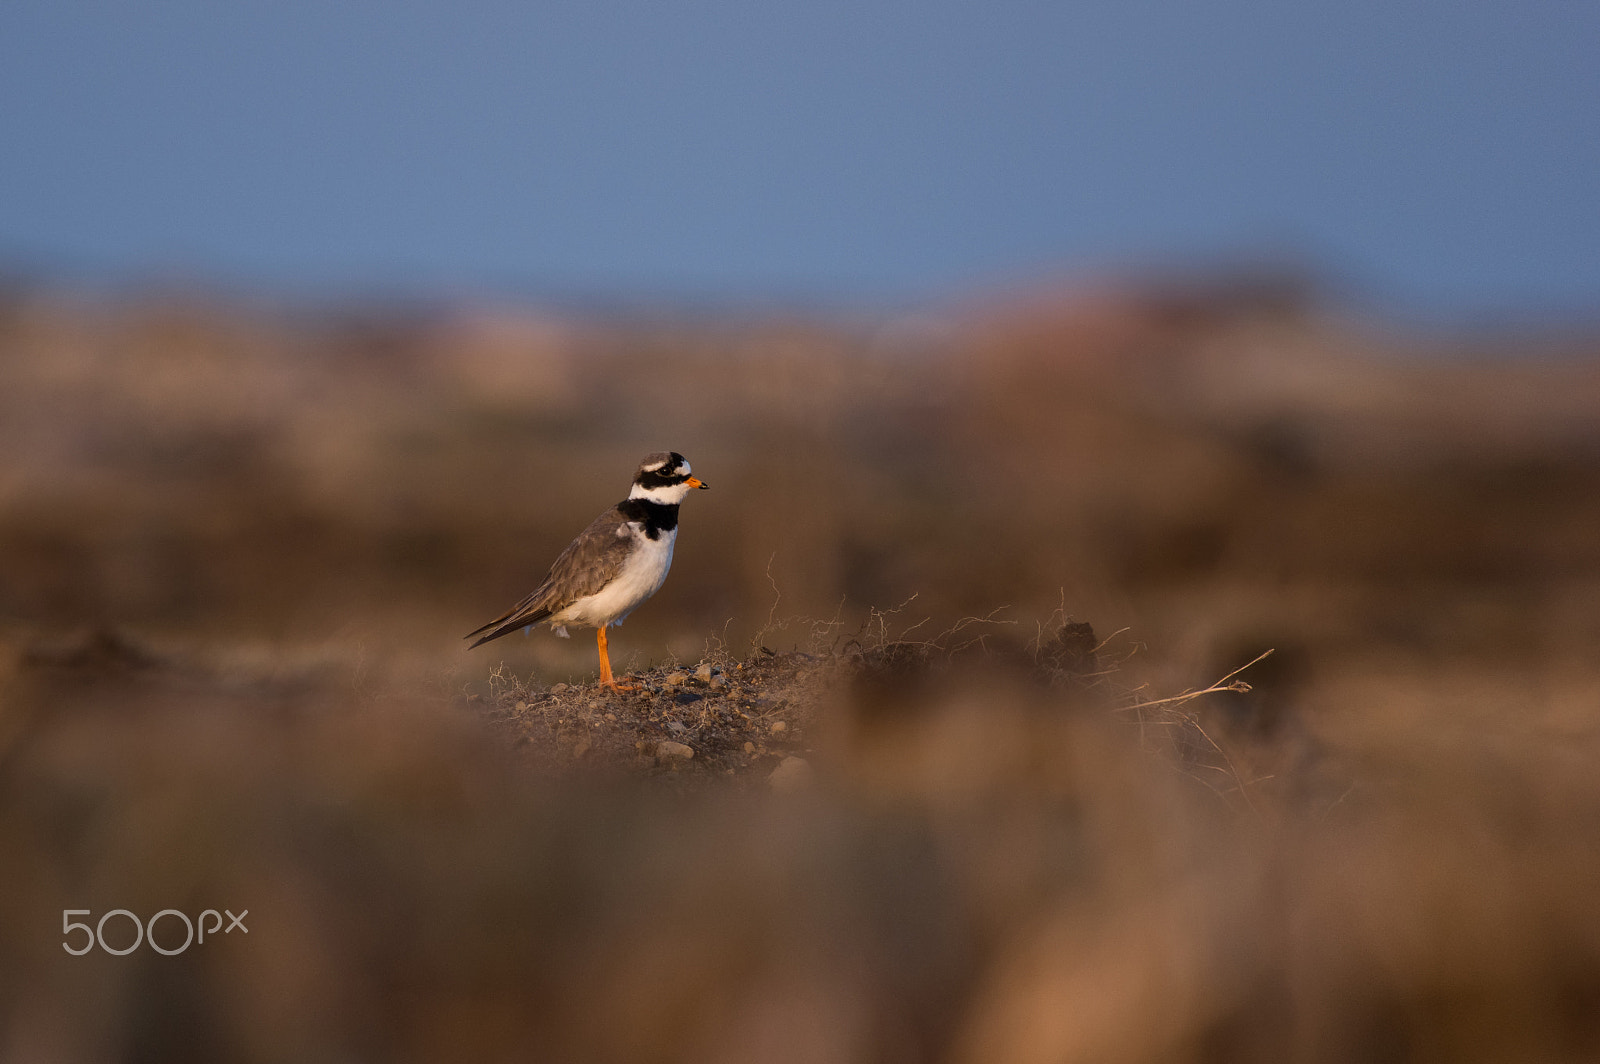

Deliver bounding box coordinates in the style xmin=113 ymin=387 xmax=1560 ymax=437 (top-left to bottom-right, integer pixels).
xmin=685 ymin=476 xmax=709 ymax=490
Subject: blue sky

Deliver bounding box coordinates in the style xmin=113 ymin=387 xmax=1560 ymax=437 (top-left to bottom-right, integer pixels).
xmin=1 ymin=0 xmax=1596 ymax=320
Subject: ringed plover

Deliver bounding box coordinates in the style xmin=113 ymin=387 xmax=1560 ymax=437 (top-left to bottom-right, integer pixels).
xmin=465 ymin=452 xmax=708 ymax=689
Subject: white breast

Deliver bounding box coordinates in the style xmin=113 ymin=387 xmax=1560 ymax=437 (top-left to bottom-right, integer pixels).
xmin=551 ymin=526 xmax=677 ymax=629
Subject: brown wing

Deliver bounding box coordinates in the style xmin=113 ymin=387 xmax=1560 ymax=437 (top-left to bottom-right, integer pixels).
xmin=465 ymin=503 xmax=636 ymax=648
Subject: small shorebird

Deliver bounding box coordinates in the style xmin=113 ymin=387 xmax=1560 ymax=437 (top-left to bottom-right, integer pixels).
xmin=465 ymin=452 xmax=708 ymax=689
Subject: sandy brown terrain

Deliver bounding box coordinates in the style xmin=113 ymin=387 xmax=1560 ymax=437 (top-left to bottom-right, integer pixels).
xmin=2 ymin=278 xmax=1599 ymax=1061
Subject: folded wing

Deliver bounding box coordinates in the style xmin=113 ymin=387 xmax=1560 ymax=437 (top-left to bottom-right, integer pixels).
xmin=464 ymin=505 xmax=636 ymax=648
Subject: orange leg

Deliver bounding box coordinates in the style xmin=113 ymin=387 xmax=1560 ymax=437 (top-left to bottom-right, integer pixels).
xmin=596 ymin=626 xmax=636 ymax=691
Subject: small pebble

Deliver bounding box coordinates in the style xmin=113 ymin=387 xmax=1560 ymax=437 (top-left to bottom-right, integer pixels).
xmin=666 ymin=720 xmax=687 ymax=735
xmin=769 ymin=720 xmax=788 ymax=735
xmin=656 ymin=740 xmax=695 ymax=762
xmin=709 ymin=675 xmax=729 ymax=689
xmin=742 ymin=741 xmax=755 ymax=755
xmin=514 ymin=700 xmax=528 ymax=712
xmin=604 ymin=712 xmax=616 ymax=722
xmin=694 ymin=663 xmax=716 ymax=684
xmin=768 ymin=756 xmax=812 ymax=792
xmin=550 ymin=683 xmax=569 ymax=695
xmin=662 ymin=671 xmax=690 ymax=687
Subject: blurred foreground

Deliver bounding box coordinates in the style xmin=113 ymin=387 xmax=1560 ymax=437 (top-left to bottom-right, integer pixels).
xmin=2 ymin=279 xmax=1599 ymax=1061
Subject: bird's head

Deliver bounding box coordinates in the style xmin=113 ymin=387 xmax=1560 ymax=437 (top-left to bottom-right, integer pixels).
xmin=630 ymin=451 xmax=709 ymax=503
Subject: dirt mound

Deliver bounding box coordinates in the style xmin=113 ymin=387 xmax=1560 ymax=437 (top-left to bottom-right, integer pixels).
xmin=481 ymin=646 xmax=832 ymax=789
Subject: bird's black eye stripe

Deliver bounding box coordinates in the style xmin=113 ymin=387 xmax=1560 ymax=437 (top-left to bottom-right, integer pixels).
xmin=636 ymin=468 xmax=686 ymax=489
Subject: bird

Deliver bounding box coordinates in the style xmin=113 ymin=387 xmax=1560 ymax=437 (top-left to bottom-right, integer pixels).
xmin=465 ymin=451 xmax=709 ymax=689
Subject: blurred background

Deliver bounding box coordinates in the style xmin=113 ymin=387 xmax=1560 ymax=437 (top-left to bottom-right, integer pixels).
xmin=2 ymin=2 xmax=1600 ymax=1061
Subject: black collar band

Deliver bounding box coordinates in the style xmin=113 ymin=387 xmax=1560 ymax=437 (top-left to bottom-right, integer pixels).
xmin=619 ymin=497 xmax=679 ymax=539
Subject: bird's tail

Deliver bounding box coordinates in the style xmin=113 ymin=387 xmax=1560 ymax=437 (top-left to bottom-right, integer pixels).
xmin=464 ymin=605 xmax=554 ymax=649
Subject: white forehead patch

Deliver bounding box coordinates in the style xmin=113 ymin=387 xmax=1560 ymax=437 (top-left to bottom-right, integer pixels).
xmin=679 ymin=460 xmax=691 ymax=475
